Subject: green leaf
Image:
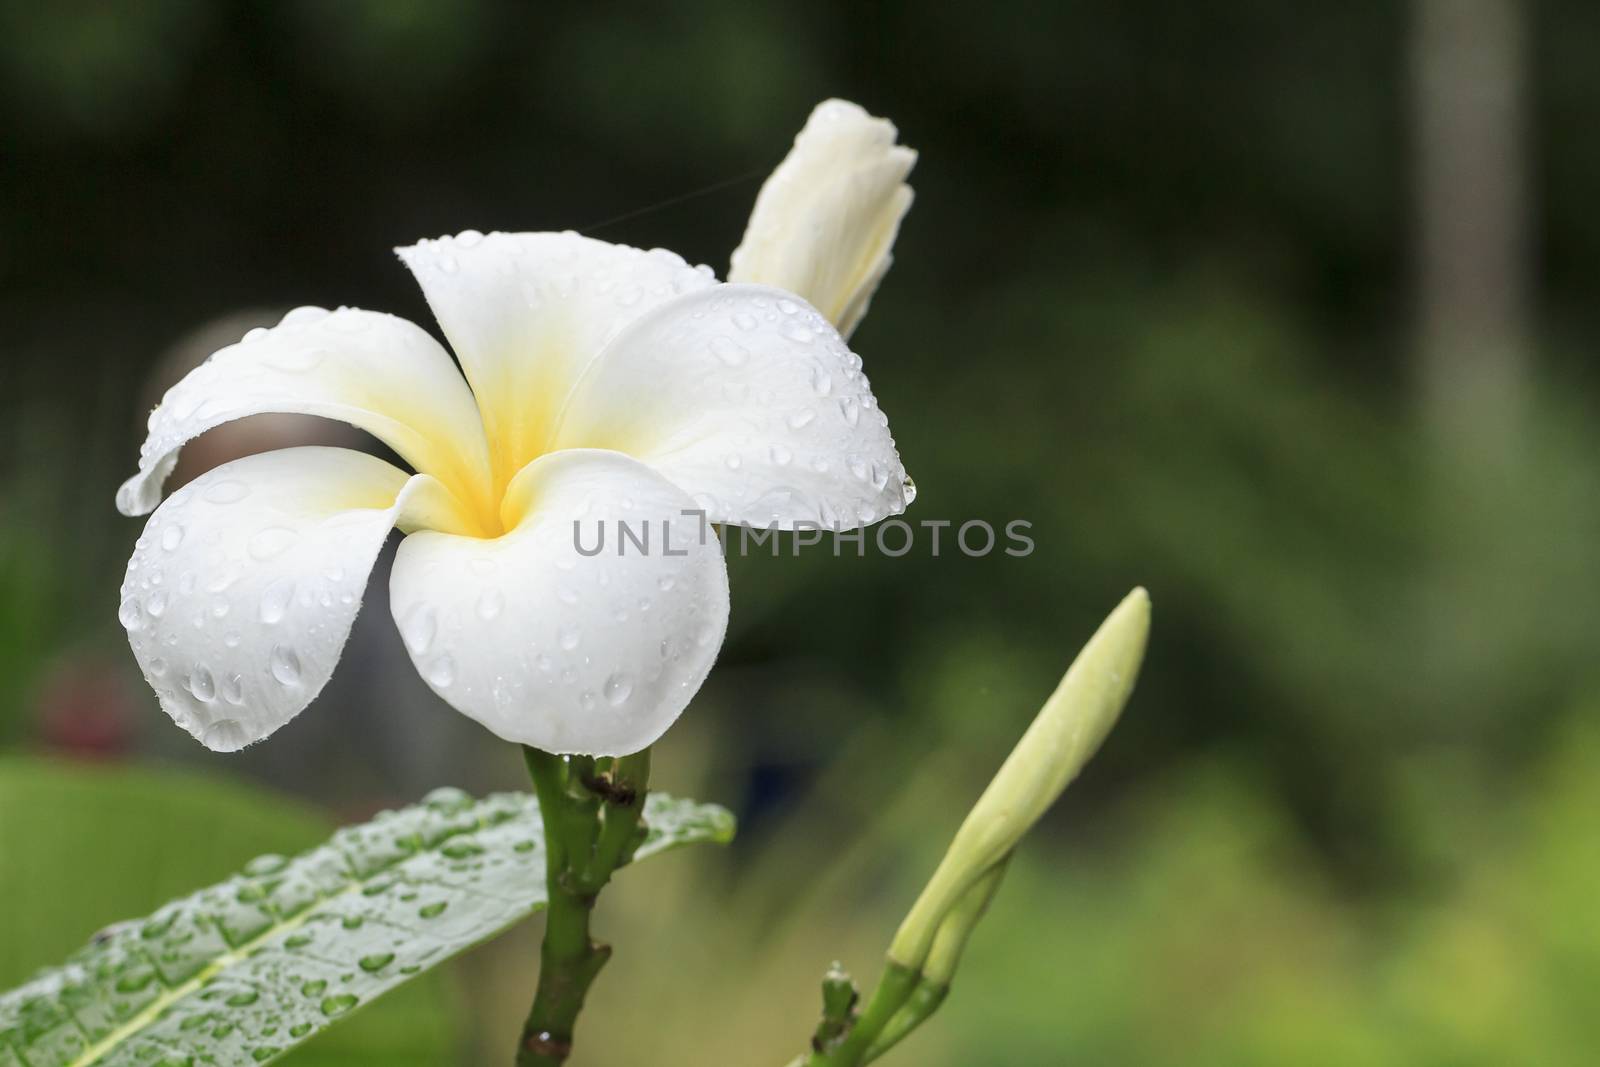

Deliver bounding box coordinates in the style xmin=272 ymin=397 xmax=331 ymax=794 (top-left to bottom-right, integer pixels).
xmin=0 ymin=757 xmax=462 ymax=1066
xmin=0 ymin=784 xmax=735 ymax=1067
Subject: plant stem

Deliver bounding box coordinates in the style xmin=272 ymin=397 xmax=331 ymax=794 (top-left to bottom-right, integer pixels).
xmin=517 ymin=747 xmax=651 ymax=1066
xmin=807 ymin=962 xmax=918 ymax=1067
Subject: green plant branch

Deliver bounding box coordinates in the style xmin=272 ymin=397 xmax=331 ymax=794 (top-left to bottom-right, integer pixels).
xmin=517 ymin=747 xmax=652 ymax=1066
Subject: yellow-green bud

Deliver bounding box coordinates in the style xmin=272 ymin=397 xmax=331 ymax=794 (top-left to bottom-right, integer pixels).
xmin=888 ymin=587 xmax=1150 ymax=970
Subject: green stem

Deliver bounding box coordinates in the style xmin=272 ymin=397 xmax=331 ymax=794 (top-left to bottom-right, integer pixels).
xmin=517 ymin=747 xmax=651 ymax=1066
xmin=808 ymin=962 xmax=918 ymax=1067
xmin=859 ymin=983 xmax=947 ymax=1063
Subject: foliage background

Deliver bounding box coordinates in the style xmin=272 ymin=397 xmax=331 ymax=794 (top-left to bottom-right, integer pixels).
xmin=2 ymin=1 xmax=1597 ymax=1063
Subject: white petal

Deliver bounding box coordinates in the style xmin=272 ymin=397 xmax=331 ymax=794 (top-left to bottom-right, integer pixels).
xmin=396 ymin=231 xmax=718 ymax=485
xmin=552 ymin=285 xmax=913 ymax=530
xmin=389 ymin=449 xmax=730 ymax=756
xmin=119 ymin=447 xmax=452 ymax=752
xmin=729 ymin=99 xmax=916 ymax=338
xmin=117 ymin=306 xmax=493 ymax=527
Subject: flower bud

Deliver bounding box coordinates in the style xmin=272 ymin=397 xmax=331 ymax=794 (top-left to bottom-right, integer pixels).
xmin=889 ymin=588 xmax=1151 ymax=970
xmin=730 ymin=99 xmax=916 ymax=338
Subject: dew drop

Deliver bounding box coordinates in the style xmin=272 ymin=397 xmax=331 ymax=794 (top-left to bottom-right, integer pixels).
xmin=418 ymin=901 xmax=448 ymax=919
xmin=769 ymin=444 xmax=793 ymax=466
xmin=320 ymin=994 xmax=359 ymax=1017
xmin=811 ymin=367 xmax=833 ymax=397
xmin=427 ymin=654 xmax=457 ymax=688
xmin=189 ymin=668 xmax=217 ymax=700
xmin=401 ymin=604 xmax=437 ymax=654
xmin=203 ymin=479 xmax=250 ymax=505
xmin=119 ymin=597 xmax=145 ymax=632
xmin=146 ymin=591 xmax=169 ymax=618
xmin=161 ymin=525 xmax=185 ymax=552
xmin=269 ymin=645 xmax=303 ymax=687
xmin=267 ymin=345 xmax=327 ymax=373
xmin=248 ymin=526 xmax=297 ymax=561
xmin=603 ymin=673 xmax=633 ymax=707
xmin=358 ymin=953 xmax=395 ymax=973
xmin=708 ymin=336 xmax=748 ymax=366
xmin=258 ymin=579 xmax=294 ymax=625
xmin=202 ymin=719 xmax=248 ymax=750
xmin=558 ymin=624 xmax=582 ymax=651
xmin=787 ymin=409 xmax=817 ymax=430
xmin=476 ymin=589 xmax=504 ymax=620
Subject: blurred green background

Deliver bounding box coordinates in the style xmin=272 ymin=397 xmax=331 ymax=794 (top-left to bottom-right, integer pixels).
xmin=2 ymin=1 xmax=1598 ymax=1064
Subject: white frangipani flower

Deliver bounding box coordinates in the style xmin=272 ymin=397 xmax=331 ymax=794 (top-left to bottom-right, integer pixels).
xmin=730 ymin=98 xmax=916 ymax=339
xmin=117 ymin=223 xmax=913 ymax=755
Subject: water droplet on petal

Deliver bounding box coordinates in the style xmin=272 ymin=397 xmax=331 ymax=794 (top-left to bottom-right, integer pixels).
xmin=788 ymin=409 xmax=817 ymax=430
xmin=188 ymin=667 xmax=216 ymax=702
xmin=202 ymin=479 xmax=250 ymax=505
xmin=476 ymin=589 xmax=504 ymax=620
xmin=427 ymin=654 xmax=457 ymax=688
xmin=202 ymin=718 xmax=248 ymax=750
xmin=708 ymin=336 xmax=748 ymax=366
xmin=248 ymin=527 xmax=297 ymax=560
xmin=269 ymin=645 xmax=302 ymax=686
xmin=558 ymin=624 xmax=581 ymax=651
xmin=146 ymin=591 xmax=169 ymax=618
xmin=161 ymin=525 xmax=185 ymax=551
xmin=402 ymin=604 xmax=437 ymax=654
xmin=264 ymin=347 xmax=326 ymax=374
xmin=811 ymin=367 xmax=833 ymax=397
xmin=603 ymin=673 xmax=633 ymax=707
xmin=119 ymin=597 xmax=145 ymax=631
xmin=260 ymin=579 xmax=295 ymax=623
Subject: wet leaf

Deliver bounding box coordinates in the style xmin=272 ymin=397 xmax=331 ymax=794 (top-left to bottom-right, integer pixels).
xmin=0 ymin=786 xmax=734 ymax=1066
